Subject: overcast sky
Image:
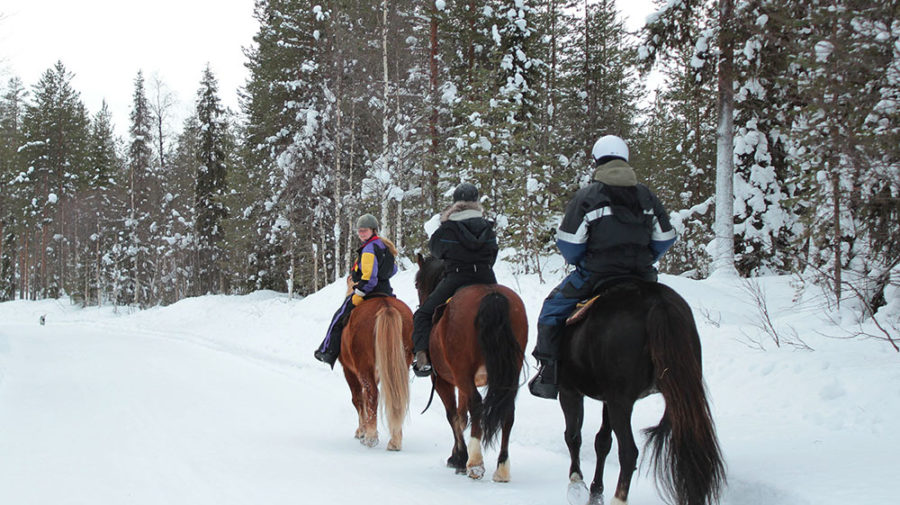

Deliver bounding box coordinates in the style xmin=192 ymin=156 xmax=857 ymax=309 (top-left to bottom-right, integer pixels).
xmin=1 ymin=0 xmax=656 ymax=138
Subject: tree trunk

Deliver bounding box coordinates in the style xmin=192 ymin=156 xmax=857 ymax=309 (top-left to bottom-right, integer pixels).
xmin=712 ymin=0 xmax=738 ymax=277
xmin=380 ymin=0 xmax=392 ymax=239
xmin=428 ymin=2 xmax=440 ymax=213
xmin=831 ymin=168 xmax=842 ymax=309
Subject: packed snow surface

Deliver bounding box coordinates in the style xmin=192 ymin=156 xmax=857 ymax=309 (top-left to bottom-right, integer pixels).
xmin=1 ymin=259 xmax=897 ymax=504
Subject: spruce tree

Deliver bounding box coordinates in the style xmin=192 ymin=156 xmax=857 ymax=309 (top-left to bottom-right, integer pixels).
xmin=0 ymin=78 xmax=28 ymax=300
xmin=124 ymin=70 xmax=155 ymax=306
xmin=19 ymin=61 xmax=91 ymax=298
xmin=789 ymin=0 xmax=900 ymax=314
xmin=194 ymin=65 xmax=230 ymax=295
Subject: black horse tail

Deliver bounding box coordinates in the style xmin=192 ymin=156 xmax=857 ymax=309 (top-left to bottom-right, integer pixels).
xmin=476 ymin=291 xmax=522 ymax=447
xmin=643 ymin=290 xmax=726 ymax=505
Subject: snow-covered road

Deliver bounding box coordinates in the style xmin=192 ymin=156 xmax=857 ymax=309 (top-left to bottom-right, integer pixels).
xmin=0 ymin=320 xmax=615 ymax=505
xmin=1 ymin=269 xmax=898 ymax=505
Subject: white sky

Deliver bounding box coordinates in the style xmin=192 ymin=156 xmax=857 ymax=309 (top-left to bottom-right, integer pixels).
xmin=0 ymin=0 xmax=657 ymax=138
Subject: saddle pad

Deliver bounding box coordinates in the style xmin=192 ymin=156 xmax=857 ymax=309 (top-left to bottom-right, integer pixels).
xmin=565 ymin=294 xmax=602 ymax=326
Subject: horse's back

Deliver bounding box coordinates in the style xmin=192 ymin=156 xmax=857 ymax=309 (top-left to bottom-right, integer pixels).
xmin=563 ymin=280 xmax=688 ymax=400
xmin=431 ymin=283 xmax=528 ymax=383
xmin=343 ymin=296 xmax=413 ymax=373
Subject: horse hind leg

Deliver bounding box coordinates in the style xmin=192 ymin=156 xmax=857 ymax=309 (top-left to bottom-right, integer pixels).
xmin=464 ymin=388 xmax=485 ymax=480
xmin=584 ymin=403 xmax=613 ymax=505
xmin=491 ymin=409 xmax=514 ymax=482
xmin=561 ymin=389 xmax=591 ymax=505
xmin=607 ymin=401 xmax=638 ymax=505
xmin=435 ymin=376 xmax=467 ymax=472
xmin=342 ymin=368 xmax=366 ymax=440
xmin=360 ymin=376 xmax=379 ymax=448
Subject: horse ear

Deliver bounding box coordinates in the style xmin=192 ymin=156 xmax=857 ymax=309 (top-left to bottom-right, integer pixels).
xmin=416 ymin=252 xmax=425 ymax=267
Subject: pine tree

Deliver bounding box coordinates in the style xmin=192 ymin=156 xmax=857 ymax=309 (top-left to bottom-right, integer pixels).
xmin=643 ymin=0 xmax=739 ymax=277
xmin=124 ymin=70 xmax=155 ymax=306
xmin=77 ymin=101 xmax=122 ymax=306
xmin=193 ymin=65 xmax=230 ymax=295
xmin=0 ymin=78 xmax=28 ymax=300
xmin=789 ymin=0 xmax=900 ymax=316
xmin=242 ymin=0 xmax=332 ymax=294
xmin=727 ymin=0 xmax=804 ymax=275
xmin=19 ymin=61 xmax=91 ymax=298
xmin=634 ymin=9 xmax=717 ymax=277
xmin=167 ymin=115 xmax=202 ymax=301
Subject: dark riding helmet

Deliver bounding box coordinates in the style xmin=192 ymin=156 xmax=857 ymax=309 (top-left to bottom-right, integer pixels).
xmin=452 ymin=182 xmax=479 ymax=202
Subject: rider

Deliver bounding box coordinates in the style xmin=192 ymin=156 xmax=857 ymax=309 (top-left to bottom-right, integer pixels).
xmin=314 ymin=213 xmax=398 ymax=368
xmin=411 ymin=182 xmax=499 ymax=376
xmin=528 ymin=135 xmax=676 ymax=399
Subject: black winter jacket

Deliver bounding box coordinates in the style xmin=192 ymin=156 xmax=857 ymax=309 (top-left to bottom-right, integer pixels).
xmin=556 ymin=161 xmax=675 ymax=276
xmin=429 ymin=201 xmax=499 ymax=274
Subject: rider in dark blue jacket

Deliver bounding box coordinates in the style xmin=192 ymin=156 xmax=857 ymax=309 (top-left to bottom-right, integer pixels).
xmin=528 ymin=135 xmax=676 ymax=399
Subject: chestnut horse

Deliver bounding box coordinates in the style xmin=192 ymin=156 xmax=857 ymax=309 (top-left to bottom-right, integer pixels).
xmin=339 ymin=294 xmax=414 ymax=450
xmin=560 ymin=279 xmax=725 ymax=505
xmin=415 ymin=254 xmax=528 ymax=482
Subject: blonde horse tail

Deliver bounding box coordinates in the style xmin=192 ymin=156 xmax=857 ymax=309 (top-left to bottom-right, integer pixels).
xmin=375 ymin=304 xmax=409 ymax=440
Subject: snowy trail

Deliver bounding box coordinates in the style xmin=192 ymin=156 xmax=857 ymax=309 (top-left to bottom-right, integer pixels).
xmin=2 ymin=271 xmax=899 ymax=505
xmin=0 ymin=321 xmax=626 ymax=505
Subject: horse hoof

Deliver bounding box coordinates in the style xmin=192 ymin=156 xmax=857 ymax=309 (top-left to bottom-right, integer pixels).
xmin=492 ymin=461 xmax=510 ymax=482
xmin=386 ymin=440 xmax=401 ymax=451
xmin=354 ymin=429 xmax=364 ymax=440
xmin=590 ymin=493 xmax=607 ymax=505
xmin=454 ymin=466 xmax=466 ymax=475
xmin=567 ymin=479 xmax=590 ymax=505
xmin=467 ymin=464 xmax=485 ymax=480
xmin=361 ymin=435 xmax=378 ymax=448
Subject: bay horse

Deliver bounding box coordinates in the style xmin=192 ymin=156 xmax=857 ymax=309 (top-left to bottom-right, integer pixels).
xmin=415 ymin=254 xmax=528 ymax=482
xmin=339 ymin=294 xmax=414 ymax=450
xmin=559 ymin=279 xmax=725 ymax=505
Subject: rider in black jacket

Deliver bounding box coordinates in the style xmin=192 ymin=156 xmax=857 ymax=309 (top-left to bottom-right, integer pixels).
xmin=411 ymin=182 xmax=498 ymax=376
xmin=528 ymin=135 xmax=676 ymax=399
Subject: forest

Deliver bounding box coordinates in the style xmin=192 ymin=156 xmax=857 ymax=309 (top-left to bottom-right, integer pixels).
xmin=0 ymin=0 xmax=897 ymax=336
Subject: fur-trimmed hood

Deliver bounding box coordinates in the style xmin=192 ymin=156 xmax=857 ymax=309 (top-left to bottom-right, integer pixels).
xmin=440 ymin=200 xmax=484 ymax=222
xmin=436 ymin=200 xmax=495 ymax=252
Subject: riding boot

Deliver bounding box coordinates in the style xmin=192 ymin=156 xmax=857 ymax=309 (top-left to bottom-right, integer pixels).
xmin=528 ymin=359 xmax=558 ymax=399
xmin=314 ymin=340 xmax=340 ymax=368
xmin=413 ymin=350 xmax=432 ymax=377
xmin=315 ymin=309 xmax=350 ymax=369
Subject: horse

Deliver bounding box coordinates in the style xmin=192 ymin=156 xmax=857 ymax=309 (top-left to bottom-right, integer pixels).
xmin=414 ymin=254 xmax=528 ymax=482
xmin=338 ymin=294 xmax=414 ymax=450
xmin=559 ymin=278 xmax=725 ymax=505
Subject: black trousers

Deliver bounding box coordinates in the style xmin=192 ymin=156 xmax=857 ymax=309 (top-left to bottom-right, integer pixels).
xmin=411 ymin=269 xmax=496 ymax=353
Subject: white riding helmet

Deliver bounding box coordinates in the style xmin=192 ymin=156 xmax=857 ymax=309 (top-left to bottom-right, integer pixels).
xmin=591 ymin=135 xmax=629 ymax=163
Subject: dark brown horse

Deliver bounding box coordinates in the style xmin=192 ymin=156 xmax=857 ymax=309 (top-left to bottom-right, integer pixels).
xmin=560 ymin=279 xmax=725 ymax=505
xmin=339 ymin=295 xmax=414 ymax=450
xmin=415 ymin=254 xmax=528 ymax=481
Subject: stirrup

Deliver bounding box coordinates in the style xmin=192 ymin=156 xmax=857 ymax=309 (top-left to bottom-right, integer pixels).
xmin=528 ymin=362 xmax=559 ymax=399
xmin=413 ymin=351 xmax=432 ymax=377
xmin=528 ymin=373 xmax=558 ymax=399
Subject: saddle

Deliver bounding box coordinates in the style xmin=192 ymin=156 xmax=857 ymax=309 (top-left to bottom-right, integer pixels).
xmin=565 ymin=295 xmax=601 ymax=326
xmin=564 ymin=275 xmax=649 ymax=326
xmin=432 ymin=298 xmax=451 ymax=324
